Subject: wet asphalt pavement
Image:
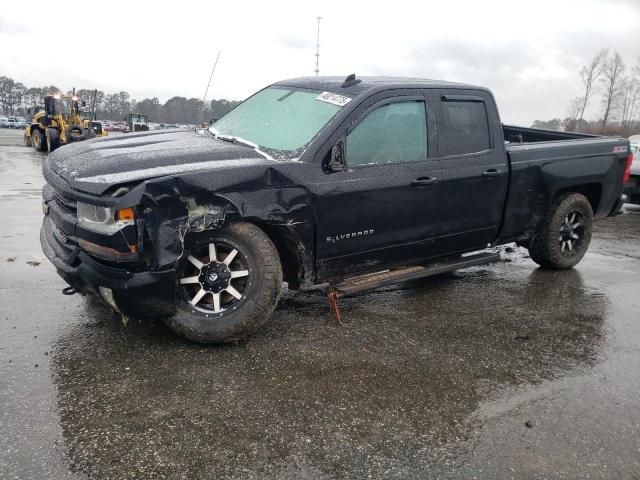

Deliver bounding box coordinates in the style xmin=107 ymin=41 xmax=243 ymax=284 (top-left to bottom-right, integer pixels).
xmin=1 ymin=128 xmax=639 ymax=479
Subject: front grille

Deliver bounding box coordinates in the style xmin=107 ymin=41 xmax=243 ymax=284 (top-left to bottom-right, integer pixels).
xmin=43 ymin=183 xmax=78 ymax=245
xmin=51 ymin=186 xmax=77 ymax=213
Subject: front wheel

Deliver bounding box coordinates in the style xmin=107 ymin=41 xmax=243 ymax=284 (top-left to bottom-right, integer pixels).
xmin=165 ymin=222 xmax=283 ymax=343
xmin=528 ymin=193 xmax=594 ymax=269
xmin=31 ymin=129 xmax=47 ymax=152
xmin=46 ymin=127 xmax=60 ymax=152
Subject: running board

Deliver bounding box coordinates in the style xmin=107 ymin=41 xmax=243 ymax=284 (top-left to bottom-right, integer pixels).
xmin=327 ymin=253 xmax=500 ymax=299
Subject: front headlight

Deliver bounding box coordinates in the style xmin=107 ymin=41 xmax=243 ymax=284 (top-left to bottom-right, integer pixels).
xmin=77 ymin=202 xmax=135 ymax=234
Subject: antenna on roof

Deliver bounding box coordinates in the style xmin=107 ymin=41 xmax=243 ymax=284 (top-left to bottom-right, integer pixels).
xmin=314 ymin=17 xmax=322 ymax=76
xmin=201 ymin=51 xmax=221 ymax=123
xmin=342 ymin=74 xmax=361 ymax=88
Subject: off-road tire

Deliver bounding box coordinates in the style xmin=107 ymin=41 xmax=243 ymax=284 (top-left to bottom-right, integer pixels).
xmin=528 ymin=193 xmax=593 ymax=269
xmin=46 ymin=127 xmax=60 ymax=152
xmin=31 ymin=129 xmax=47 ymax=152
xmin=24 ymin=131 xmax=32 ymax=147
xmin=165 ymin=222 xmax=283 ymax=343
xmin=67 ymin=126 xmax=86 ymax=143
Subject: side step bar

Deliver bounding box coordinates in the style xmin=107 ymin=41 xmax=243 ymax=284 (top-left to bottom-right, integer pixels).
xmin=327 ymin=252 xmax=500 ymax=299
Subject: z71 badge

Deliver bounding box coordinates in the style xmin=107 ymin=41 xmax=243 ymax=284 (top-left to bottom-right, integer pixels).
xmin=326 ymin=229 xmax=374 ymax=244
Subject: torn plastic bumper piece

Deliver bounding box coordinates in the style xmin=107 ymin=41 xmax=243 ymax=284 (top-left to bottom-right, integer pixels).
xmin=41 ymin=217 xmax=176 ymax=318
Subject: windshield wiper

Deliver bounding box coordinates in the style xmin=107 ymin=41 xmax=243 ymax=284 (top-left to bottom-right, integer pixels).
xmin=217 ymin=134 xmax=256 ymax=150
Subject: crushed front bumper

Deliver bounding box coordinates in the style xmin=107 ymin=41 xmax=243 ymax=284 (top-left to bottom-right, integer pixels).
xmin=40 ymin=216 xmax=176 ymax=318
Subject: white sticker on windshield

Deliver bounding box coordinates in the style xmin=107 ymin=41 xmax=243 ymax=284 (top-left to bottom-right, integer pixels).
xmin=316 ymin=91 xmax=352 ymax=107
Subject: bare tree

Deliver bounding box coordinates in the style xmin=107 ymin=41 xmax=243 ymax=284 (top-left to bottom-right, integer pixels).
xmin=564 ymin=97 xmax=584 ymax=132
xmin=600 ymin=51 xmax=625 ymax=128
xmin=577 ymin=49 xmax=607 ymax=128
xmin=620 ymin=76 xmax=640 ymax=130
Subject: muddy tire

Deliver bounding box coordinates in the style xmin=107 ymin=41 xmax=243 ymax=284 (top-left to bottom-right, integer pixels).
xmin=46 ymin=127 xmax=60 ymax=152
xmin=528 ymin=193 xmax=593 ymax=270
xmin=165 ymin=222 xmax=283 ymax=343
xmin=67 ymin=126 xmax=85 ymax=142
xmin=24 ymin=130 xmax=32 ymax=147
xmin=31 ymin=129 xmax=47 ymax=152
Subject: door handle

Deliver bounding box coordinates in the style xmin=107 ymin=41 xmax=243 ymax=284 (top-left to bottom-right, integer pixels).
xmin=482 ymin=169 xmax=506 ymax=179
xmin=411 ymin=177 xmax=439 ymax=187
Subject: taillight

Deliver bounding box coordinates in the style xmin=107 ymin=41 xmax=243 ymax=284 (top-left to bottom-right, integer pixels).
xmin=623 ymin=152 xmax=633 ymax=184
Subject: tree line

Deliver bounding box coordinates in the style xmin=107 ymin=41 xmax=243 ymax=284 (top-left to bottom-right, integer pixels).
xmin=533 ymin=50 xmax=640 ymax=136
xmin=0 ymin=75 xmax=240 ymax=124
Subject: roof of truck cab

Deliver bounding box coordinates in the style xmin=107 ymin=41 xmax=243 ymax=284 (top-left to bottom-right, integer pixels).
xmin=273 ymin=76 xmax=490 ymax=97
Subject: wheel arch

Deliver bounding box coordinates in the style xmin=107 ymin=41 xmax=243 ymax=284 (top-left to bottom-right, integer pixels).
xmin=179 ymin=192 xmax=313 ymax=290
xmin=517 ymin=183 xmax=601 ymax=248
xmin=551 ymin=183 xmax=602 ymax=215
xmin=248 ymin=220 xmax=312 ymax=290
xmin=140 ymin=185 xmax=314 ymax=290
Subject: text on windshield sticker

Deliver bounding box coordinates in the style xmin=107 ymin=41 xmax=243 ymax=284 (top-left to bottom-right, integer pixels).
xmin=316 ymin=91 xmax=352 ymax=107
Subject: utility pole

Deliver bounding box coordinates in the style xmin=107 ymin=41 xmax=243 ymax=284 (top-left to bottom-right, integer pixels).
xmin=314 ymin=16 xmax=322 ymax=76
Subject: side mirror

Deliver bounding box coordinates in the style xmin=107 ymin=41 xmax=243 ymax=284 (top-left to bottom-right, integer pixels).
xmin=326 ymin=139 xmax=347 ymax=172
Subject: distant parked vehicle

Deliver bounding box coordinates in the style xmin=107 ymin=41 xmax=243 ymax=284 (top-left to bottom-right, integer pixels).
xmin=89 ymin=121 xmax=109 ymax=137
xmin=14 ymin=117 xmax=27 ymax=129
xmin=0 ymin=116 xmax=8 ymax=128
xmin=125 ymin=113 xmax=149 ymax=133
xmin=112 ymin=122 xmax=128 ymax=133
xmin=624 ymin=135 xmax=640 ymax=205
xmin=7 ymin=117 xmax=18 ymax=129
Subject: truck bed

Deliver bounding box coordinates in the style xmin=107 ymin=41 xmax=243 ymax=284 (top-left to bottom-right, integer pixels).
xmin=503 ymin=124 xmax=596 ymax=144
xmin=498 ymin=125 xmax=629 ymax=242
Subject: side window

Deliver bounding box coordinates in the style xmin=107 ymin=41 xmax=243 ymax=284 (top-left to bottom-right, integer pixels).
xmin=346 ymin=101 xmax=427 ymax=166
xmin=440 ymin=100 xmax=491 ymax=155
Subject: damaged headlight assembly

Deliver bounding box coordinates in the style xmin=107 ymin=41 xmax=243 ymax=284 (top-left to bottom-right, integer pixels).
xmin=76 ymin=202 xmax=138 ymax=259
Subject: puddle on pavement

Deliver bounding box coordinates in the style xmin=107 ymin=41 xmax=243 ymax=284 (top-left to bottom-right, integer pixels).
xmin=49 ymin=265 xmax=609 ymax=478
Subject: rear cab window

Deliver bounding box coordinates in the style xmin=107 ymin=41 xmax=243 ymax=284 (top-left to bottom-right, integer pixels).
xmin=438 ymin=96 xmax=492 ymax=156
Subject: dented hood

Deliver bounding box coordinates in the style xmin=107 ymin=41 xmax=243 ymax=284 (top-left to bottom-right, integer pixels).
xmin=46 ymin=129 xmax=271 ymax=195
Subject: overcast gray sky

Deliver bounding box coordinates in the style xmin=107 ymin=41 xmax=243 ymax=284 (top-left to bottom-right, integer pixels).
xmin=1 ymin=0 xmax=639 ymax=125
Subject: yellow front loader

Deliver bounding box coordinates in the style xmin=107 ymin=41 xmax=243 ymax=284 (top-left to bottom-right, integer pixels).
xmin=24 ymin=93 xmax=97 ymax=153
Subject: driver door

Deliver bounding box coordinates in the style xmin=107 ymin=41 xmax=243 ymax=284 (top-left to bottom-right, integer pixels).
xmin=314 ymin=95 xmax=444 ymax=279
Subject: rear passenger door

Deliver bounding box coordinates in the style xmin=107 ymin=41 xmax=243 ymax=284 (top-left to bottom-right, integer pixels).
xmin=434 ymin=90 xmax=508 ymax=251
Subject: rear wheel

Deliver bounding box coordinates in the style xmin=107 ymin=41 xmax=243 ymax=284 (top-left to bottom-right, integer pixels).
xmin=23 ymin=130 xmax=32 ymax=147
xmin=165 ymin=222 xmax=283 ymax=343
xmin=31 ymin=129 xmax=47 ymax=152
xmin=528 ymin=193 xmax=593 ymax=269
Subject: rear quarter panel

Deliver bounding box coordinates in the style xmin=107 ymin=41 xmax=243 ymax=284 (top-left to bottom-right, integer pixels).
xmin=500 ymin=138 xmax=628 ymax=241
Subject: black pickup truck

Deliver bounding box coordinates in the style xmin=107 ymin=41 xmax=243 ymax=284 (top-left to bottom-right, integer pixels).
xmin=40 ymin=75 xmax=633 ymax=343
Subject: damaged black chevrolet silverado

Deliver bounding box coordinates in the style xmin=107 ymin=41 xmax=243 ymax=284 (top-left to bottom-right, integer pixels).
xmin=41 ymin=75 xmax=633 ymax=343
